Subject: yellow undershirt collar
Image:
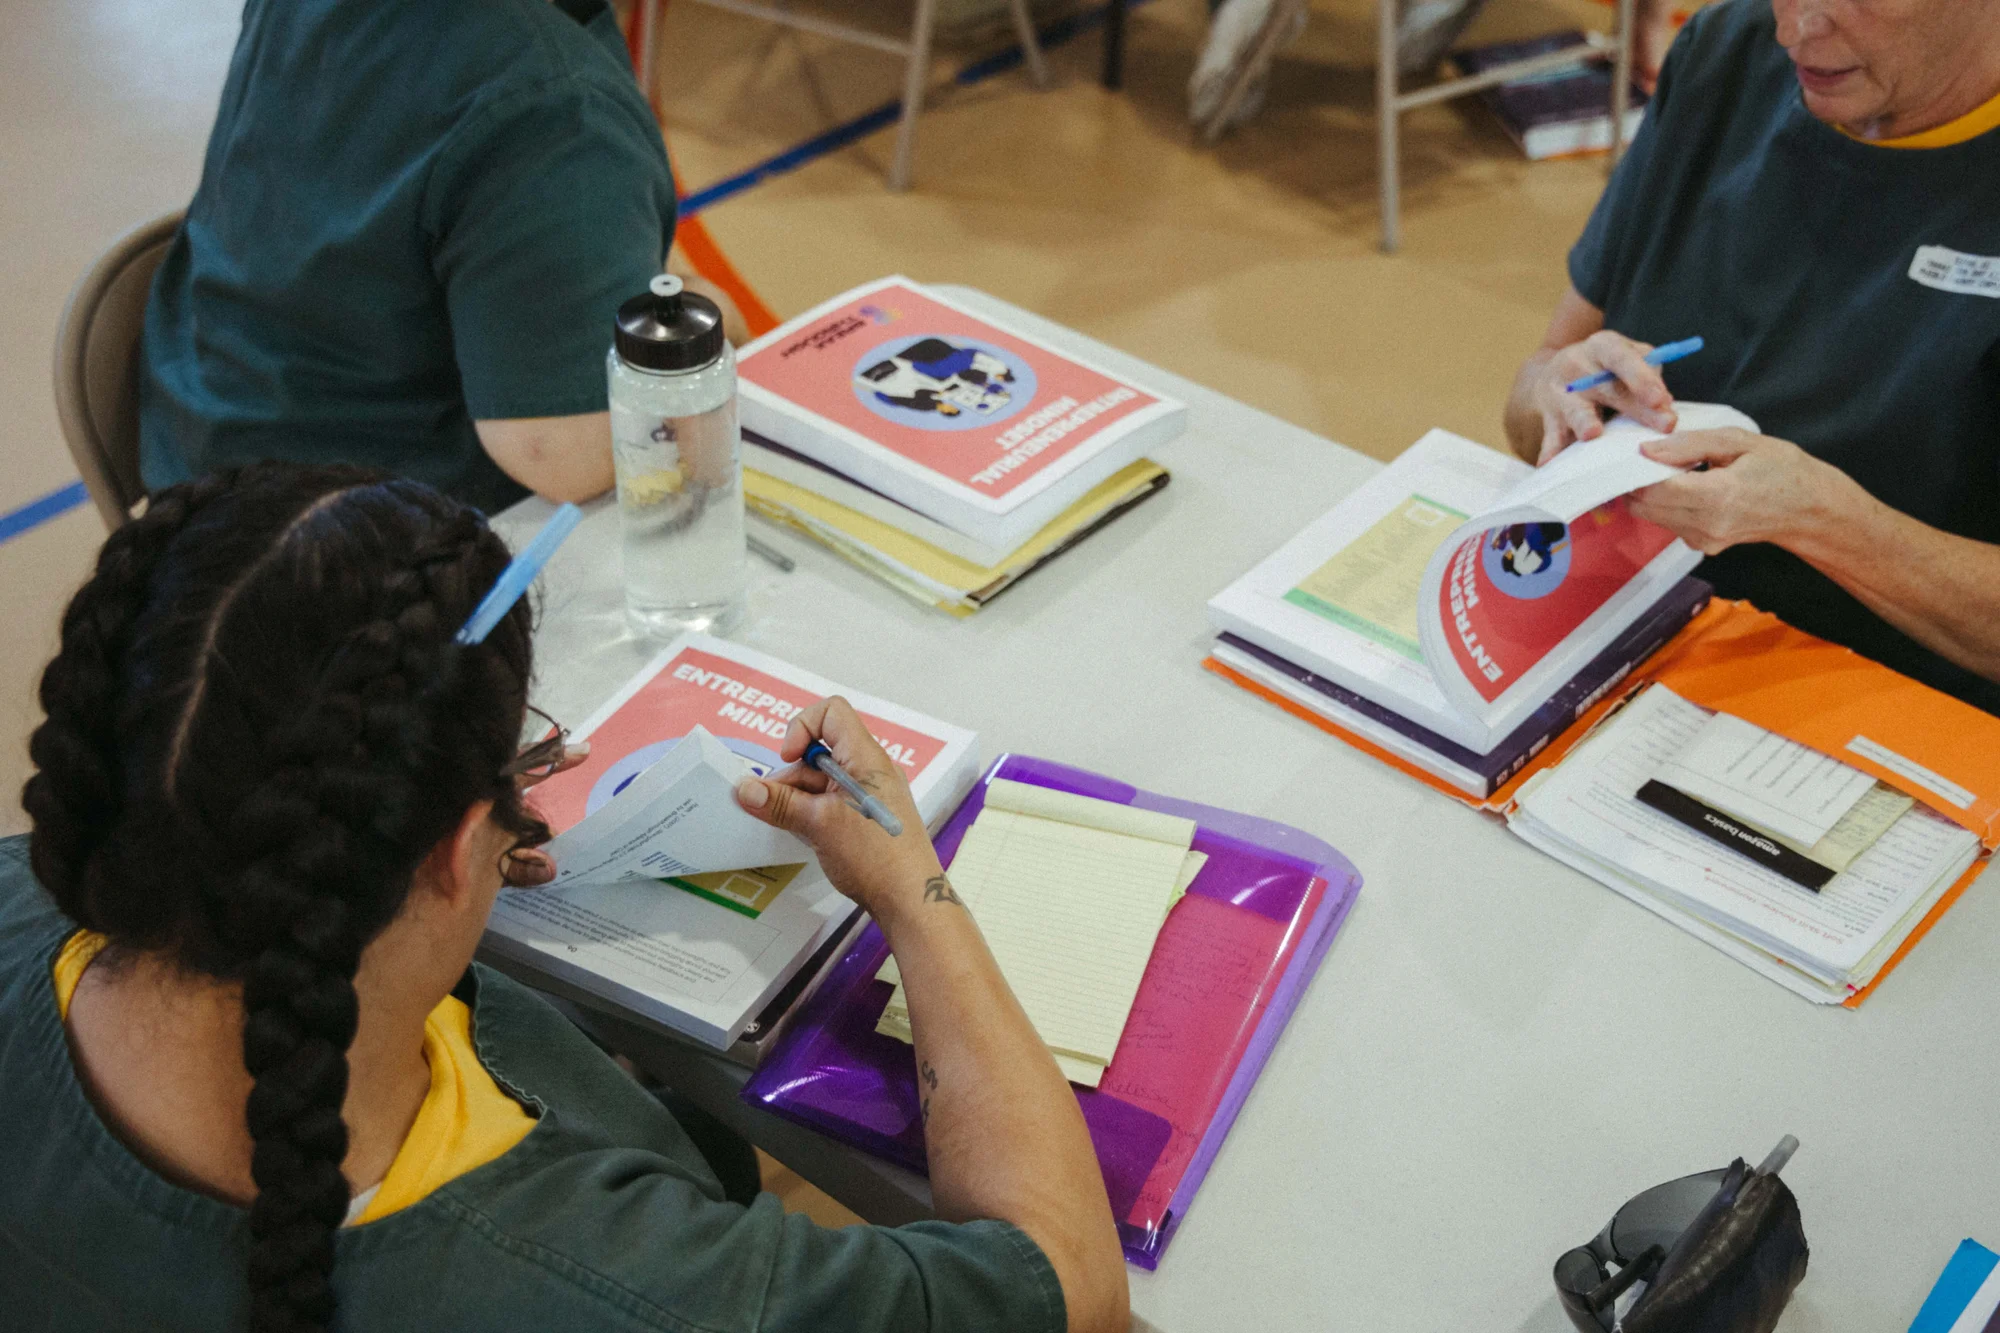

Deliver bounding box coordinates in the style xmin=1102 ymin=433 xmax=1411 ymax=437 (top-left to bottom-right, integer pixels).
xmin=52 ymin=930 xmax=535 ymax=1226
xmin=1840 ymin=84 xmax=2000 ymax=149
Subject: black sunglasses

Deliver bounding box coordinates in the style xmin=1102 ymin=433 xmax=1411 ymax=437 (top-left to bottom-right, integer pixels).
xmin=501 ymin=704 xmax=570 ymax=779
xmin=1554 ymin=1137 xmax=1798 ymax=1332
xmin=1555 ymin=1167 xmax=1728 ymax=1328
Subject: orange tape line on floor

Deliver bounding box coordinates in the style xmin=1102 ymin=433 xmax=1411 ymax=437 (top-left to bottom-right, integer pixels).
xmin=620 ymin=0 xmax=781 ymax=338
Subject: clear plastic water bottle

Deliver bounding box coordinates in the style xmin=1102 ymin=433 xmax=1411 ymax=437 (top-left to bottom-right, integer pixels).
xmin=608 ymin=274 xmax=747 ymax=637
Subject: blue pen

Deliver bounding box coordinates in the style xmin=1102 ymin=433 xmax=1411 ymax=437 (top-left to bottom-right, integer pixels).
xmin=455 ymin=503 xmax=584 ymax=645
xmin=1565 ymin=335 xmax=1705 ymax=393
xmin=802 ymin=739 xmax=905 ymax=837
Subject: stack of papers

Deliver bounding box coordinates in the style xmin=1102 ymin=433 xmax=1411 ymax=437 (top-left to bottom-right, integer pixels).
xmin=873 ymin=779 xmax=1205 ymax=1085
xmin=1644 ymin=710 xmax=1914 ymax=884
xmin=736 ymin=277 xmax=1185 ymax=615
xmin=746 ymin=449 xmax=1170 ymax=617
xmin=1510 ymin=683 xmax=1980 ymax=1003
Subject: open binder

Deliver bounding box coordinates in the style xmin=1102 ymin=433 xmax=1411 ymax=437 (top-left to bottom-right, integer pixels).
xmin=740 ymin=754 xmax=1363 ymax=1269
xmin=1207 ymin=598 xmax=2000 ymax=1007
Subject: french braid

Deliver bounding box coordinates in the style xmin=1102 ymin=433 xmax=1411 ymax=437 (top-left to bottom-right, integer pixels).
xmin=25 ymin=465 xmax=546 ymax=1333
xmin=22 ymin=472 xmax=231 ymax=934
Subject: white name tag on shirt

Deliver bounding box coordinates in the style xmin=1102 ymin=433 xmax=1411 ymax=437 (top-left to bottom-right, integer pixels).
xmin=1908 ymin=245 xmax=2000 ymax=298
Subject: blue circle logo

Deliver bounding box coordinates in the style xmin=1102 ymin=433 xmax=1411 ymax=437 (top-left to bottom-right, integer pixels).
xmin=585 ymin=734 xmax=784 ymax=816
xmin=851 ymin=335 xmax=1037 ymax=431
xmin=1481 ymin=522 xmax=1571 ymax=599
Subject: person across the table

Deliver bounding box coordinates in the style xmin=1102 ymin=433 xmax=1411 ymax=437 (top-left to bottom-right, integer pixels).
xmin=1503 ymin=0 xmax=2000 ymax=714
xmin=1 ymin=462 xmax=1128 ymax=1333
xmin=139 ymin=0 xmax=739 ymax=513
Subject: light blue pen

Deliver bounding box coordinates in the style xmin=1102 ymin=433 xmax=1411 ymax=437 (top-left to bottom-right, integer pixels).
xmin=1565 ymin=335 xmax=1704 ymax=393
xmin=802 ymin=739 xmax=905 ymax=837
xmin=455 ymin=503 xmax=584 ymax=645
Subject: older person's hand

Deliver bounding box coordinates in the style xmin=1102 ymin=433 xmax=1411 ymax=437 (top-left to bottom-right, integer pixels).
xmin=1528 ymin=331 xmax=1680 ymax=464
xmin=1629 ymin=428 xmax=1849 ymax=555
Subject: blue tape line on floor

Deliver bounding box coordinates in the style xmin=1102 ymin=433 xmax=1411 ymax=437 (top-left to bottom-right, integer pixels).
xmin=0 ymin=480 xmax=90 ymax=546
xmin=682 ymin=0 xmax=1130 ymax=216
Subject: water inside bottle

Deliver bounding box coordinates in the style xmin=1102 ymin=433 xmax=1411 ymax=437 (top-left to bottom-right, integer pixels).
xmin=614 ymin=404 xmax=747 ymax=637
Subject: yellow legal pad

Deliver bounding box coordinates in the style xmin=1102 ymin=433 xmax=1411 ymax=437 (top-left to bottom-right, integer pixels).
xmin=874 ymin=780 xmax=1205 ymax=1086
xmin=745 ymin=460 xmax=1170 ymax=616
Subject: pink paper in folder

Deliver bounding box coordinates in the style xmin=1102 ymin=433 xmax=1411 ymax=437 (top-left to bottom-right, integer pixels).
xmin=742 ymin=754 xmax=1359 ymax=1267
xmin=1099 ymin=887 xmax=1319 ymax=1227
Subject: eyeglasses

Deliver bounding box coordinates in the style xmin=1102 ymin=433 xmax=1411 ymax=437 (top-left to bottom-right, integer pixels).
xmin=501 ymin=704 xmax=570 ymax=779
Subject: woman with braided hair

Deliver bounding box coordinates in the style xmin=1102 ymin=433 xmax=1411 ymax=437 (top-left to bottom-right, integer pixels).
xmin=0 ymin=464 xmax=1127 ymax=1331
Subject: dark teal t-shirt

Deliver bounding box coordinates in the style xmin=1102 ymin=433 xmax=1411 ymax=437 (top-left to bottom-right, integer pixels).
xmin=139 ymin=0 xmax=677 ymax=513
xmin=1570 ymin=0 xmax=2000 ymax=714
xmin=0 ymin=836 xmax=1065 ymax=1332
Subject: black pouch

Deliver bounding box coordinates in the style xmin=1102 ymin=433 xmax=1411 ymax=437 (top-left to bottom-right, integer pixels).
xmin=1556 ymin=1149 xmax=1808 ymax=1333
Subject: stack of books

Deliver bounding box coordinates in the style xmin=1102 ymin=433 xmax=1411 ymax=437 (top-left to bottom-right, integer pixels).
xmin=1204 ymin=408 xmax=1752 ymax=798
xmin=736 ymin=277 xmax=1186 ymax=615
xmin=1453 ymin=30 xmax=1649 ymax=161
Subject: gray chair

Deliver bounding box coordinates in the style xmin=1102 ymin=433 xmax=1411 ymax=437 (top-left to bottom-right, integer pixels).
xmin=52 ymin=211 xmax=182 ymax=529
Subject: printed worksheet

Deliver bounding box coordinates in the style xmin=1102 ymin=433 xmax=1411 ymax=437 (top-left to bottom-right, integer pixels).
xmin=1657 ymin=711 xmax=1877 ymax=846
xmin=1285 ymin=494 xmax=1465 ymax=660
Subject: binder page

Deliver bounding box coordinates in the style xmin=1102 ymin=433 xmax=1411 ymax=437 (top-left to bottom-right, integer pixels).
xmin=1411 ymin=405 xmax=1752 ymax=730
xmin=1515 ymin=685 xmax=1978 ymax=974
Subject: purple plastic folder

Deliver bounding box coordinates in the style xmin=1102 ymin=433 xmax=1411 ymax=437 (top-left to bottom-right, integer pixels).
xmin=741 ymin=755 xmax=1363 ymax=1268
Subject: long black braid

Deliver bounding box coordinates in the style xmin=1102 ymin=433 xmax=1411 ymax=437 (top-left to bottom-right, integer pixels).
xmin=24 ymin=463 xmax=547 ymax=1333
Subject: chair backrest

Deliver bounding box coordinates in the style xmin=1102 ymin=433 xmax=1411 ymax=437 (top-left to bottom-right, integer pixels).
xmin=52 ymin=212 xmax=184 ymax=529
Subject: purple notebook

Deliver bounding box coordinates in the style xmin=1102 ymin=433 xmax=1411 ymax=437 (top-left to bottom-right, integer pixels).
xmin=1220 ymin=576 xmax=1711 ymax=795
xmin=742 ymin=754 xmax=1362 ymax=1268
xmin=1454 ymin=30 xmax=1650 ymax=159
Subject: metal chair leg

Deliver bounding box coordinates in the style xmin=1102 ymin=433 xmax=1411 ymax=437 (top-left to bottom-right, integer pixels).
xmin=1005 ymin=0 xmax=1050 ymax=87
xmin=1376 ymin=0 xmax=1399 ymax=253
xmin=1102 ymin=0 xmax=1127 ymax=90
xmin=889 ymin=0 xmax=939 ymax=191
xmin=637 ymin=0 xmax=662 ymax=106
xmin=1609 ymin=0 xmax=1636 ymax=167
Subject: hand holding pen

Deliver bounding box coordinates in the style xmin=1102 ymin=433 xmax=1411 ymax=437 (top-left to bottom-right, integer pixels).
xmin=732 ymin=697 xmax=942 ymax=922
xmin=1529 ymin=330 xmax=1704 ymax=465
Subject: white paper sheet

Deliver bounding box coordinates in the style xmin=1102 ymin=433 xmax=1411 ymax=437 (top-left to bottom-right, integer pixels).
xmin=537 ymin=726 xmax=809 ymax=887
xmin=1656 ymin=711 xmax=1876 ymax=846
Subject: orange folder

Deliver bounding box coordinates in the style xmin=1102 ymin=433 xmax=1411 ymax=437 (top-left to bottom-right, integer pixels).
xmin=1205 ymin=599 xmax=2000 ymax=1007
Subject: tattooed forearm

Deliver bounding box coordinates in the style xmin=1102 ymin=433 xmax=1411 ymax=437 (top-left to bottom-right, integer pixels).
xmin=919 ymin=1060 xmax=939 ymax=1125
xmin=923 ymin=875 xmax=963 ymax=907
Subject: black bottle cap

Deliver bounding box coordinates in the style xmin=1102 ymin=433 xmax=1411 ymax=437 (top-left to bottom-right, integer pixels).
xmin=615 ymin=274 xmax=726 ymax=372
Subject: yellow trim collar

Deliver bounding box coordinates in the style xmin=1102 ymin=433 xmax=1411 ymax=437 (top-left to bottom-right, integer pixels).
xmin=1842 ymin=85 xmax=2000 ymax=149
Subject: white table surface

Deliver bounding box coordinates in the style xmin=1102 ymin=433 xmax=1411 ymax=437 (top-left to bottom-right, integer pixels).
xmin=494 ymin=288 xmax=2000 ymax=1333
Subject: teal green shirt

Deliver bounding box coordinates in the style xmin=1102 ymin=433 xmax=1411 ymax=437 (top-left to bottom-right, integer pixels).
xmin=1569 ymin=0 xmax=2000 ymax=713
xmin=139 ymin=0 xmax=676 ymax=513
xmin=0 ymin=837 xmax=1065 ymax=1331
